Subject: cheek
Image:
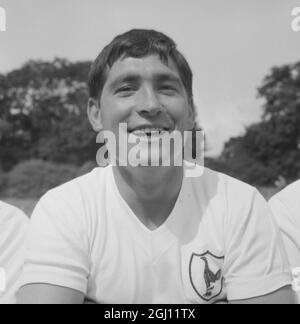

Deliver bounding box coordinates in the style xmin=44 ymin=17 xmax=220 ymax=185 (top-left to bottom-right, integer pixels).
xmin=164 ymin=99 xmax=191 ymax=122
xmin=100 ymin=97 xmax=132 ymax=128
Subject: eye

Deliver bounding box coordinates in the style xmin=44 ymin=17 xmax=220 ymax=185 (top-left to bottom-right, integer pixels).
xmin=159 ymin=85 xmax=178 ymax=94
xmin=118 ymin=86 xmax=133 ymax=92
xmin=115 ymin=85 xmax=136 ymax=96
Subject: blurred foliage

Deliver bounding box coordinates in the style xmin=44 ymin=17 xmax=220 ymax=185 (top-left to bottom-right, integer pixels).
xmin=0 ymin=58 xmax=97 ymax=171
xmin=214 ymin=62 xmax=300 ymax=186
xmin=1 ymin=160 xmax=78 ymax=198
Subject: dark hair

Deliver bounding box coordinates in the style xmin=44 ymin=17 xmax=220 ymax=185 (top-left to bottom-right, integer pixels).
xmin=88 ymin=29 xmax=194 ymax=108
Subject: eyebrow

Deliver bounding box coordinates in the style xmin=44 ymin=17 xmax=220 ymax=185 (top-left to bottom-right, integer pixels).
xmin=108 ymin=72 xmax=183 ymax=90
xmin=108 ymin=74 xmax=140 ymax=90
xmin=155 ymin=72 xmax=182 ymax=83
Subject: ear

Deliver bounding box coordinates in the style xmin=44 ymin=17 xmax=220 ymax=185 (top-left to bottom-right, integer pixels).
xmin=87 ymin=98 xmax=103 ymax=132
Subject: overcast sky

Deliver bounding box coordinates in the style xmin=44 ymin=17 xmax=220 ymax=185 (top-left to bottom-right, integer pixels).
xmin=0 ymin=0 xmax=300 ymax=156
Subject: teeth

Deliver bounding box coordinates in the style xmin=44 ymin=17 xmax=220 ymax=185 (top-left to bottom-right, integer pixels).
xmin=131 ymin=128 xmax=168 ymax=136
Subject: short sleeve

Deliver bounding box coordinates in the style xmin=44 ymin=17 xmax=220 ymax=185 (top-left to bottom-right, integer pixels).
xmin=0 ymin=204 xmax=28 ymax=304
xmin=223 ymin=186 xmax=292 ymax=301
xmin=269 ymin=196 xmax=300 ymax=300
xmin=20 ymin=187 xmax=90 ymax=295
xmin=269 ymin=196 xmax=300 ymax=269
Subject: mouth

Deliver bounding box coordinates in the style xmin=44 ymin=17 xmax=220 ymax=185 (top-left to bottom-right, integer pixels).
xmin=128 ymin=126 xmax=174 ymax=137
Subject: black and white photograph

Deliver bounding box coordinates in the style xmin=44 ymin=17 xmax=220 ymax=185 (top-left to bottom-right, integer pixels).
xmin=0 ymin=0 xmax=300 ymax=306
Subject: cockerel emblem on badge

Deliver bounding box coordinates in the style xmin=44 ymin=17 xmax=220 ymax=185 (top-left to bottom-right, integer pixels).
xmin=189 ymin=251 xmax=225 ymax=302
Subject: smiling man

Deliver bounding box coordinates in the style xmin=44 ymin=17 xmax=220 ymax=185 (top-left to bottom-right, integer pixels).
xmin=18 ymin=29 xmax=295 ymax=304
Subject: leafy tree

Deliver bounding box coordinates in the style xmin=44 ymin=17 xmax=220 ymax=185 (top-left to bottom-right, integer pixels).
xmin=0 ymin=59 xmax=97 ymax=171
xmin=217 ymin=62 xmax=300 ymax=186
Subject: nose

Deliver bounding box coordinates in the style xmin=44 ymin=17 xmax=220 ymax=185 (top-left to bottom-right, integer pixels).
xmin=136 ymin=86 xmax=162 ymax=116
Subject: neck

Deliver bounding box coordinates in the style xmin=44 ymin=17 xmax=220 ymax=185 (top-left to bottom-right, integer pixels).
xmin=113 ymin=166 xmax=184 ymax=230
xmin=113 ymin=165 xmax=184 ymax=203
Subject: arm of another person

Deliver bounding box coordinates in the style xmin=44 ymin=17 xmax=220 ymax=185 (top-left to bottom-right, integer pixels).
xmin=229 ymin=286 xmax=297 ymax=304
xmin=269 ymin=195 xmax=300 ymax=304
xmin=18 ymin=284 xmax=85 ymax=304
xmin=0 ymin=203 xmax=28 ymax=304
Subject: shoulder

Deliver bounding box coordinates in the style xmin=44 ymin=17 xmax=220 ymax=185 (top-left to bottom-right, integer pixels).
xmin=30 ymin=167 xmax=111 ymax=232
xmin=190 ymin=165 xmax=258 ymax=200
xmin=40 ymin=166 xmax=110 ymax=204
xmin=269 ymin=180 xmax=300 ymax=224
xmin=191 ymin=167 xmax=271 ymax=231
xmin=0 ymin=201 xmax=28 ymax=239
xmin=270 ymin=180 xmax=300 ymax=205
xmin=187 ymin=166 xmax=265 ymax=229
xmin=0 ymin=201 xmax=28 ymax=225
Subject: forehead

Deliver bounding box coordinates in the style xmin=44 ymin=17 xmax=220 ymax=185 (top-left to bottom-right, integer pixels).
xmin=104 ymin=55 xmax=182 ymax=85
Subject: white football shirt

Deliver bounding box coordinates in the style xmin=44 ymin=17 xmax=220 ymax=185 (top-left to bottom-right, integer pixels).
xmin=269 ymin=181 xmax=300 ymax=302
xmin=21 ymin=164 xmax=291 ymax=304
xmin=0 ymin=201 xmax=28 ymax=304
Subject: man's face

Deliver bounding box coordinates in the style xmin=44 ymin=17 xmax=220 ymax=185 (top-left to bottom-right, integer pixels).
xmin=94 ymin=54 xmax=194 ymax=165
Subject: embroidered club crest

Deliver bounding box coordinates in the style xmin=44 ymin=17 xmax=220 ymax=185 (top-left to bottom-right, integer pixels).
xmin=189 ymin=251 xmax=224 ymax=302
